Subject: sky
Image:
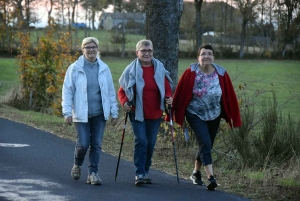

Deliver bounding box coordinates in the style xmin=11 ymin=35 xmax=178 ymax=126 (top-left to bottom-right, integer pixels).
xmin=32 ymin=4 xmax=114 ymax=28
xmin=31 ymin=0 xmax=223 ymax=28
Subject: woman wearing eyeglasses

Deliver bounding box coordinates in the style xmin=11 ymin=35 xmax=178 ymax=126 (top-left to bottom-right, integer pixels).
xmin=171 ymin=44 xmax=241 ymax=190
xmin=62 ymin=37 xmax=119 ymax=185
xmin=118 ymin=39 xmax=173 ymax=186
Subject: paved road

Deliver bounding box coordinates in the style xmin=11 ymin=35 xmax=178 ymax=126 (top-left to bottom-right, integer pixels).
xmin=0 ymin=117 xmax=251 ymax=201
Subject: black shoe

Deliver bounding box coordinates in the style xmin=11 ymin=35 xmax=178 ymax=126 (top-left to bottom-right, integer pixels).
xmin=207 ymin=175 xmax=217 ymax=190
xmin=135 ymin=175 xmax=144 ymax=186
xmin=190 ymin=171 xmax=203 ymax=185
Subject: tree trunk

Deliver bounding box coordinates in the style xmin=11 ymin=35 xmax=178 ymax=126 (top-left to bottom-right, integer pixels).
xmin=47 ymin=0 xmax=54 ymax=25
xmin=239 ymin=18 xmax=247 ymax=58
xmin=14 ymin=0 xmax=24 ymax=27
xmin=71 ymin=0 xmax=78 ymax=24
xmin=91 ymin=10 xmax=96 ymax=30
xmin=194 ymin=0 xmax=204 ymax=50
xmin=146 ymin=0 xmax=183 ymax=88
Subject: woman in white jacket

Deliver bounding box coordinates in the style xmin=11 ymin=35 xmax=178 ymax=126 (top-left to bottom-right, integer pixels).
xmin=62 ymin=37 xmax=118 ymax=185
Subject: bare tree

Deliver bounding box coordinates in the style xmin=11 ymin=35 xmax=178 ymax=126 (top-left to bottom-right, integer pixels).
xmin=194 ymin=0 xmax=204 ymax=49
xmin=146 ymin=0 xmax=184 ymax=87
xmin=0 ymin=0 xmax=12 ymax=50
xmin=70 ymin=0 xmax=78 ymax=24
xmin=46 ymin=0 xmax=56 ymax=24
xmin=10 ymin=0 xmax=24 ymax=27
xmin=180 ymin=1 xmax=196 ymax=49
xmin=9 ymin=0 xmax=38 ymax=28
xmin=234 ymin=0 xmax=259 ymax=58
xmin=80 ymin=0 xmax=110 ymax=30
xmin=277 ymin=0 xmax=300 ymax=57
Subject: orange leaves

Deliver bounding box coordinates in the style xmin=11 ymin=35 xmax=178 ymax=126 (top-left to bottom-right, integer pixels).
xmin=46 ymin=85 xmax=58 ymax=94
xmin=16 ymin=26 xmax=78 ymax=115
xmin=238 ymin=98 xmax=243 ymax=106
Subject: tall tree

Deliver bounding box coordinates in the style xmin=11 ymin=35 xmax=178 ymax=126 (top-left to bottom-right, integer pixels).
xmin=71 ymin=0 xmax=78 ymax=24
xmin=0 ymin=0 xmax=12 ymax=50
xmin=113 ymin=0 xmax=124 ymax=12
xmin=10 ymin=0 xmax=24 ymax=27
xmin=194 ymin=0 xmax=204 ymax=49
xmin=277 ymin=0 xmax=299 ymax=57
xmin=46 ymin=0 xmax=55 ymax=25
xmin=234 ymin=0 xmax=259 ymax=58
xmin=80 ymin=0 xmax=110 ymax=29
xmin=180 ymin=1 xmax=196 ymax=41
xmin=124 ymin=0 xmax=146 ymax=13
xmin=146 ymin=0 xmax=184 ymax=87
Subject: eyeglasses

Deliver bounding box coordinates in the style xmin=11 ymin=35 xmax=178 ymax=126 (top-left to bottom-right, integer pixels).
xmin=84 ymin=46 xmax=98 ymax=50
xmin=199 ymin=53 xmax=213 ymax=57
xmin=139 ymin=49 xmax=154 ymax=54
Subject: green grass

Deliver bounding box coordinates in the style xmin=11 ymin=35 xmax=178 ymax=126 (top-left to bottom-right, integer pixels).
xmin=0 ymin=58 xmax=19 ymax=97
xmin=105 ymin=58 xmax=300 ymax=119
xmin=22 ymin=29 xmax=145 ymax=52
xmin=1 ymin=57 xmax=299 ymax=119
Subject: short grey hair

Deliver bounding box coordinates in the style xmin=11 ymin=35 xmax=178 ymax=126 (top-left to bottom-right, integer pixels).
xmin=136 ymin=39 xmax=153 ymax=51
xmin=81 ymin=37 xmax=99 ymax=48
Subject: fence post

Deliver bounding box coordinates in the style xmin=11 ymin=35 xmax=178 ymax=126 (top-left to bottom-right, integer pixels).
xmin=29 ymin=89 xmax=33 ymax=107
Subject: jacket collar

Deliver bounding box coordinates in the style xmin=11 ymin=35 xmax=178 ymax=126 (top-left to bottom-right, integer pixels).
xmin=190 ymin=63 xmax=226 ymax=76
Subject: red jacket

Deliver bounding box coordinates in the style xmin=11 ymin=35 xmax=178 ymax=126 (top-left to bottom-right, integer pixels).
xmin=171 ymin=65 xmax=242 ymax=128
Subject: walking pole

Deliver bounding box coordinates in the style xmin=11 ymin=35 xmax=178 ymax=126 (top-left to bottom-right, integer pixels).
xmin=168 ymin=104 xmax=179 ymax=184
xmin=114 ymin=111 xmax=129 ymax=181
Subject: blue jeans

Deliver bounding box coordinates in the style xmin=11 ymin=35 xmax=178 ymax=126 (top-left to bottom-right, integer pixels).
xmin=73 ymin=114 xmax=106 ymax=174
xmin=129 ymin=112 xmax=162 ymax=176
xmin=185 ymin=111 xmax=221 ymax=166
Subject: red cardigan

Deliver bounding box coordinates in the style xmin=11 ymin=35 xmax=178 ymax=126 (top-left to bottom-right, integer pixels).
xmin=171 ymin=67 xmax=242 ymax=128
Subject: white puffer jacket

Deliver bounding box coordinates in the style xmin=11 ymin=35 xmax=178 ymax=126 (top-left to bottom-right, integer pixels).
xmin=62 ymin=55 xmax=119 ymax=122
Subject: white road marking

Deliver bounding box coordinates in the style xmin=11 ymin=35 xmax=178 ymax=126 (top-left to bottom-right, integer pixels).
xmin=0 ymin=143 xmax=30 ymax=147
xmin=0 ymin=179 xmax=69 ymax=201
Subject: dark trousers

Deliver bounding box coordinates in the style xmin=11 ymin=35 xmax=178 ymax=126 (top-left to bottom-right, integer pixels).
xmin=186 ymin=111 xmax=221 ymax=166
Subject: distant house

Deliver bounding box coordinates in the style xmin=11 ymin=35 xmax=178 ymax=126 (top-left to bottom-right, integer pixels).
xmin=99 ymin=12 xmax=146 ymax=31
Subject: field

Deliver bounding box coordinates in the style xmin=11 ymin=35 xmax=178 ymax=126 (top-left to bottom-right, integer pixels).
xmin=0 ymin=58 xmax=19 ymax=97
xmin=105 ymin=58 xmax=300 ymax=119
xmin=0 ymin=57 xmax=299 ymax=118
xmin=22 ymin=29 xmax=145 ymax=52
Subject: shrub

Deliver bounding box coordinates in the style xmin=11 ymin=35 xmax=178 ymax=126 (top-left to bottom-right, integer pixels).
xmin=15 ymin=23 xmax=79 ymax=115
xmin=228 ymin=91 xmax=300 ymax=169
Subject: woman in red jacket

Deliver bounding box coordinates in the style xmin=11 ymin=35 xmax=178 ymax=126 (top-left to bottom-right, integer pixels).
xmin=172 ymin=44 xmax=241 ymax=190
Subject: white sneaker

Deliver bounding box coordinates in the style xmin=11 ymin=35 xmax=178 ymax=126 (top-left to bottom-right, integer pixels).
xmin=87 ymin=172 xmax=102 ymax=185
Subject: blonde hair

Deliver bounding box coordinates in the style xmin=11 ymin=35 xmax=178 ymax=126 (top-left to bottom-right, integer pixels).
xmin=81 ymin=37 xmax=100 ymax=57
xmin=81 ymin=37 xmax=99 ymax=48
xmin=136 ymin=39 xmax=153 ymax=51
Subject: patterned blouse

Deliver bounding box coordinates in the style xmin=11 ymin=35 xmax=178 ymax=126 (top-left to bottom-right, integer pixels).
xmin=186 ymin=68 xmax=222 ymax=121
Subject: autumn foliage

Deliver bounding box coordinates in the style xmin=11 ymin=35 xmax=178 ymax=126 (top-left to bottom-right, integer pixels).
xmin=16 ymin=23 xmax=79 ymax=115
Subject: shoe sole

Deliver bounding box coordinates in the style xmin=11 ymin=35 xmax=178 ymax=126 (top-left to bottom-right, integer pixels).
xmin=87 ymin=180 xmax=101 ymax=185
xmin=144 ymin=179 xmax=152 ymax=184
xmin=135 ymin=179 xmax=144 ymax=186
xmin=190 ymin=176 xmax=203 ymax=185
xmin=71 ymin=172 xmax=81 ymax=180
